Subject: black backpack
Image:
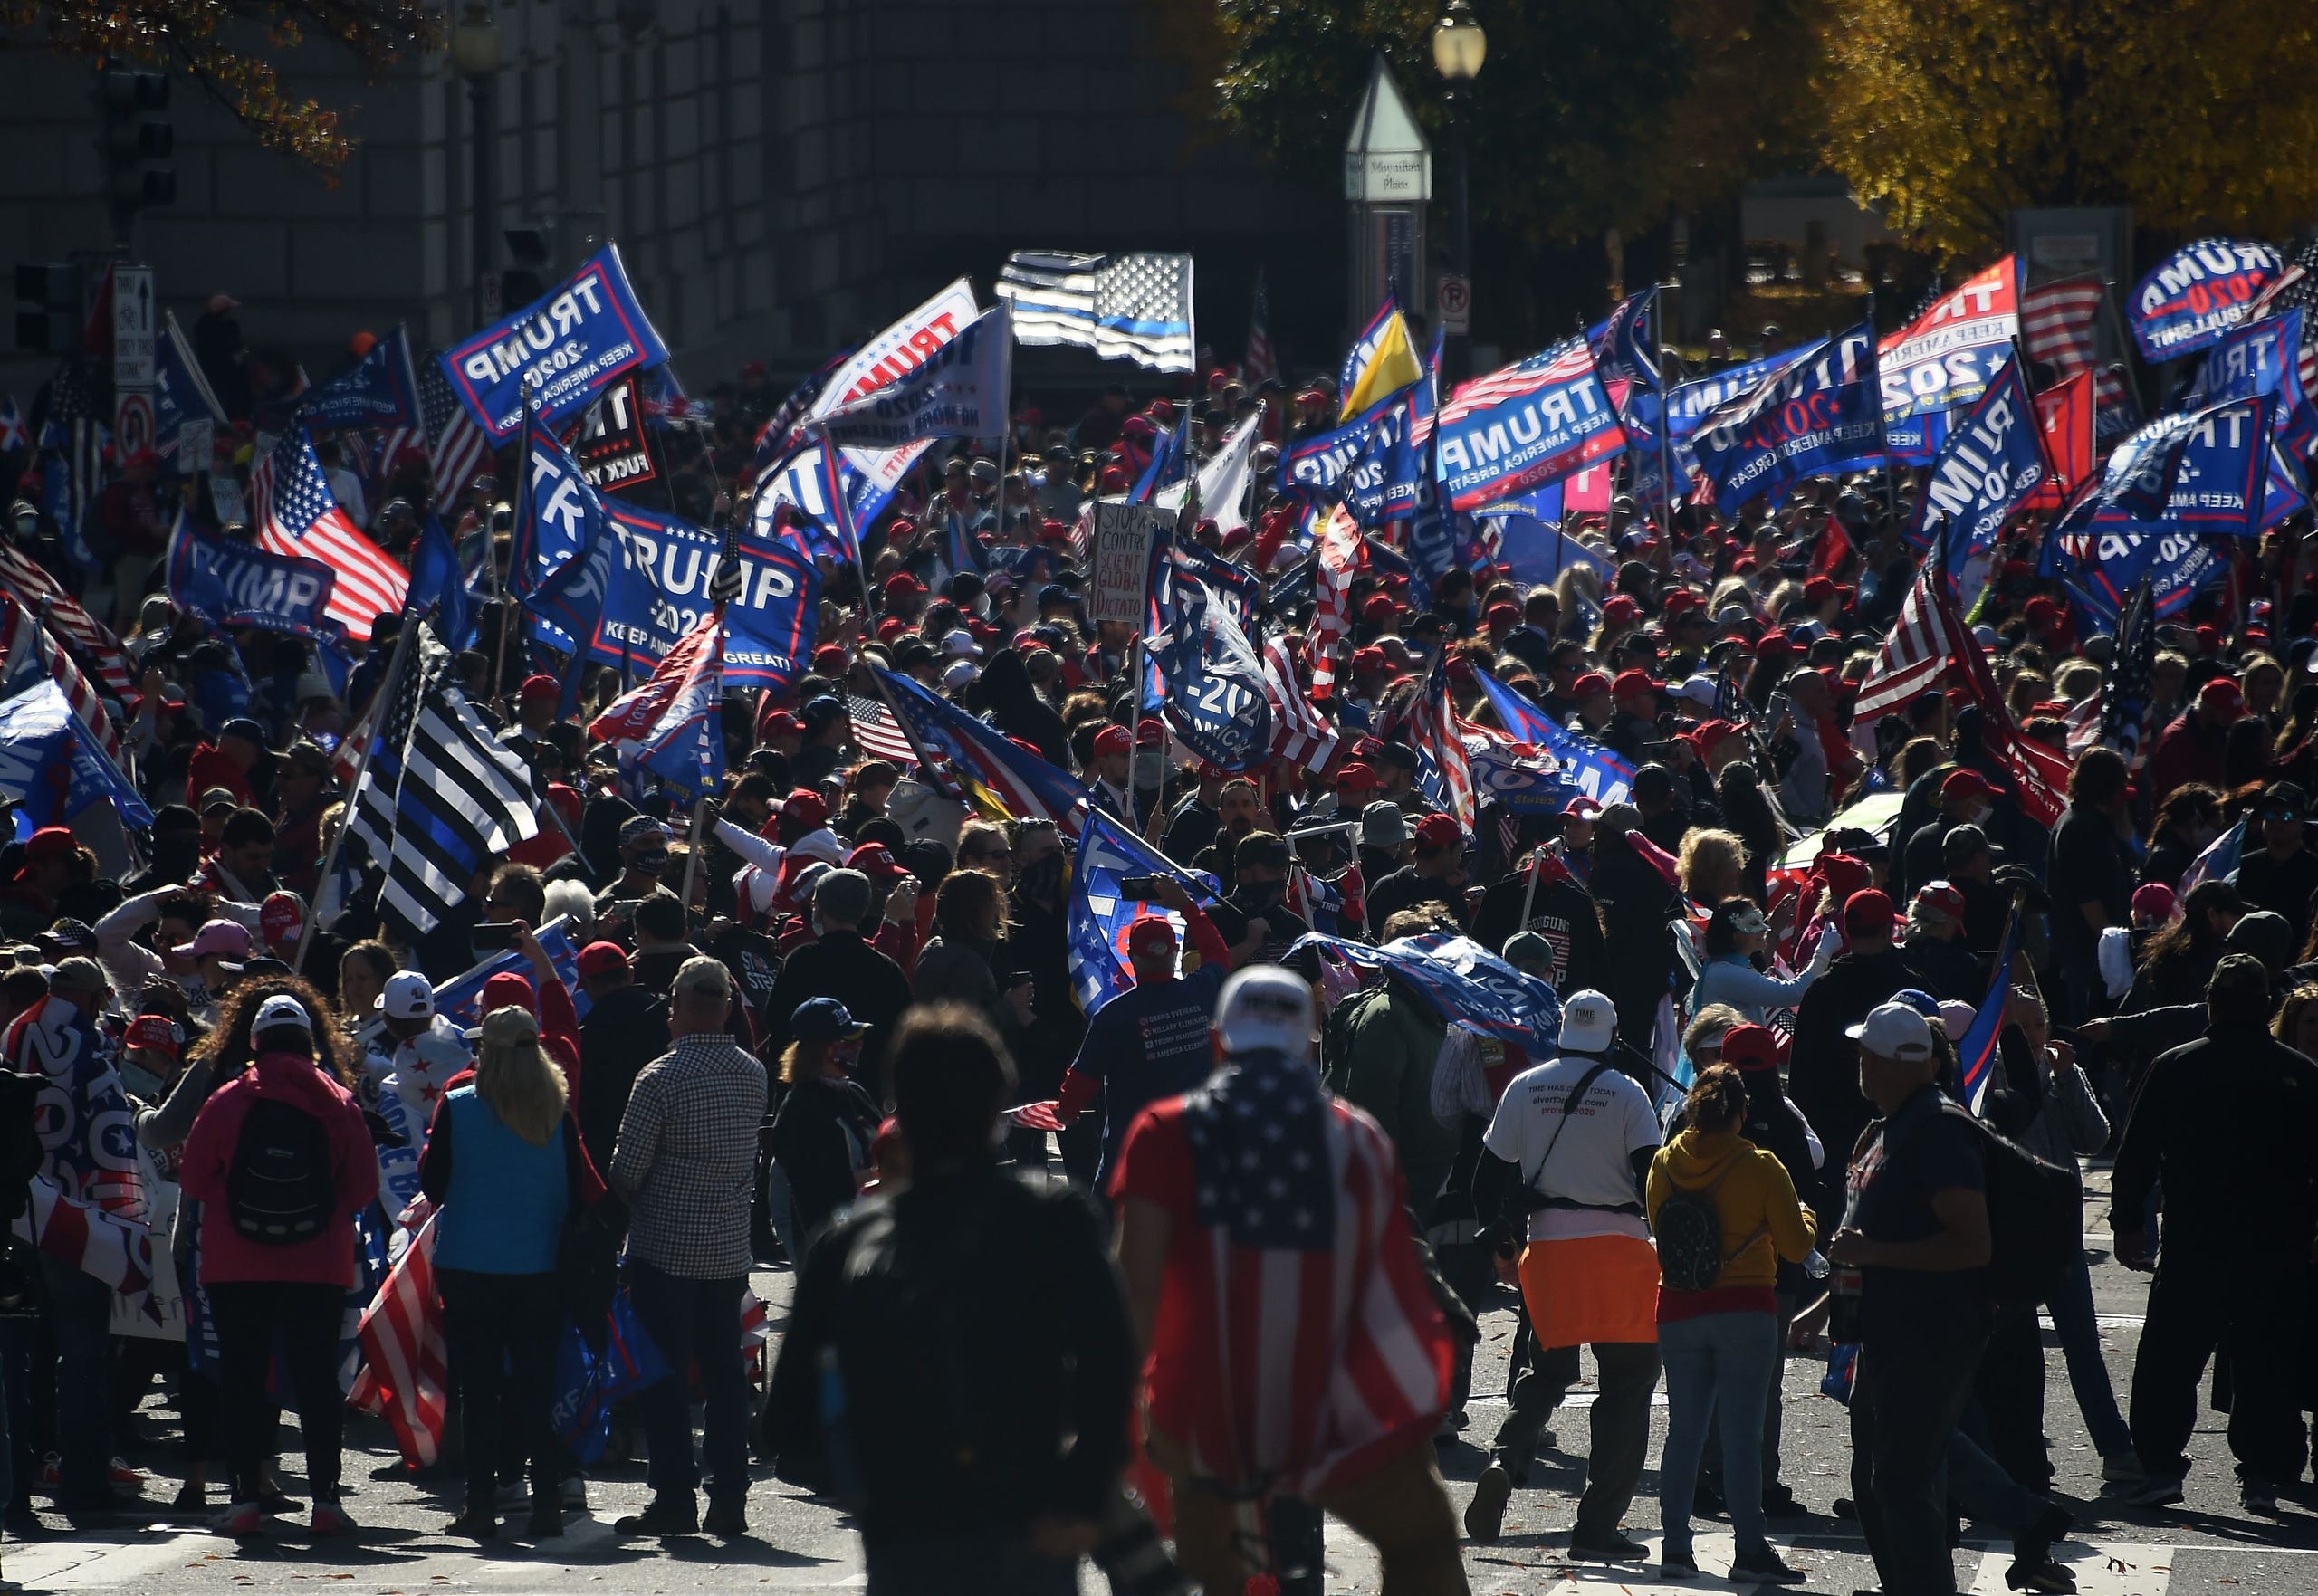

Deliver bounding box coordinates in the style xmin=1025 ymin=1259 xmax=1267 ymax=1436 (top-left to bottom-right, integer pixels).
xmin=225 ymin=1098 xmax=338 ymax=1245
xmin=1653 ymin=1160 xmax=1766 ymax=1293
xmin=1940 ymin=1101 xmax=2082 ymax=1307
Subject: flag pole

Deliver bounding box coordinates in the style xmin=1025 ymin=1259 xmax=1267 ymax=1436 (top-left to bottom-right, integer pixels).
xmin=292 ymin=616 xmax=423 ymax=976
xmin=681 ymin=514 xmax=738 ymax=918
xmin=492 ymin=380 xmax=533 ymax=706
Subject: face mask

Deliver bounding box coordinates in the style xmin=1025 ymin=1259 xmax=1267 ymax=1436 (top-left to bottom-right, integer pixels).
xmin=1236 ymin=880 xmax=1284 ymax=912
xmin=1020 ymin=855 xmax=1065 ymax=899
xmin=1133 ymin=749 xmax=1164 ymax=788
xmin=634 ymin=849 xmax=670 ymax=875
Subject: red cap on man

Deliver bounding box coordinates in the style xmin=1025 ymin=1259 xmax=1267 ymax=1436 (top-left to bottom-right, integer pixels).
xmin=1125 ymin=914 xmax=1178 ymax=958
xmin=577 ymin=941 xmax=631 ymax=981
xmin=1844 ymin=888 xmax=1897 ymax=938
xmin=1413 ymin=814 xmax=1463 ymax=851
xmin=1719 ymin=1023 xmax=1787 ymax=1074
xmin=519 ymin=674 xmax=560 ymax=704
xmin=1093 ymin=725 xmax=1133 ymax=759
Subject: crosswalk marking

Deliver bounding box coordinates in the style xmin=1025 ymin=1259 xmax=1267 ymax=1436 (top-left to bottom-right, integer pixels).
xmin=1969 ymin=1539 xmax=2173 ymax=1596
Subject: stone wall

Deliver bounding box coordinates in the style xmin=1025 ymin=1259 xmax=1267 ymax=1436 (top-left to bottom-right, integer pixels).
xmin=0 ymin=0 xmax=1332 ymax=403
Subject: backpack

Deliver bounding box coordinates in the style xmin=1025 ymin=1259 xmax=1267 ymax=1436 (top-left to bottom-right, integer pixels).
xmin=1941 ymin=1102 xmax=2082 ymax=1306
xmin=1653 ymin=1158 xmax=1766 ymax=1293
xmin=225 ymin=1097 xmax=338 ymax=1245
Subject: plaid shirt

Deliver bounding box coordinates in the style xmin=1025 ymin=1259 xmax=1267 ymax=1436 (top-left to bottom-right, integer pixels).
xmin=610 ymin=1033 xmax=769 ymax=1279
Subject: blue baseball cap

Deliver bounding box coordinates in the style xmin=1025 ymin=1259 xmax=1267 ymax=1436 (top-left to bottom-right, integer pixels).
xmin=791 ymin=997 xmax=870 ymax=1044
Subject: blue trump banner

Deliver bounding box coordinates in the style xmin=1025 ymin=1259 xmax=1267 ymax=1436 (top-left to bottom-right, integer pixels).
xmin=1882 ymin=406 xmax=1949 ymax=467
xmin=809 ymin=303 xmax=1011 ymax=450
xmin=1434 ymin=338 xmax=1626 ymax=513
xmin=434 ymin=919 xmax=588 ymax=1030
xmin=1694 ymin=321 xmax=1883 ymax=513
xmin=153 ymin=311 xmax=225 ymax=472
xmin=298 ymin=324 xmax=420 ymax=433
xmin=0 ymin=681 xmax=151 ymax=830
xmin=1068 ymin=809 xmax=1218 ymax=1017
xmin=1279 ymin=411 xmax=1375 ymax=502
xmin=1289 ymin=931 xmax=1562 ymax=1049
xmin=440 ymin=244 xmax=672 ymax=441
xmin=2198 ymin=309 xmax=2317 ymax=458
xmin=589 ymin=507 xmax=820 ymax=690
xmin=514 ymin=406 xmax=614 ymax=599
xmin=2161 ymin=396 xmax=2272 ymax=531
xmin=1149 ymin=564 xmax=1273 ymax=772
xmin=1467 ymin=737 xmax=1576 ymax=817
xmin=2131 ymin=239 xmax=2285 ymax=362
xmin=165 ymin=515 xmax=341 ymax=641
xmin=1473 ymin=665 xmax=1633 ymax=804
xmin=1664 ymin=348 xmax=1809 ymax=445
xmin=1911 ymin=358 xmax=2047 ymax=576
xmin=1877 ymin=257 xmax=2018 ymax=422
xmin=2054 ymin=526 xmax=2229 ymax=626
xmin=407 ymin=513 xmax=478 ymax=652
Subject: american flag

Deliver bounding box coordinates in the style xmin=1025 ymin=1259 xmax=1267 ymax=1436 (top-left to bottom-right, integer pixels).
xmin=1302 ymin=505 xmax=1362 ymax=699
xmin=2246 ymin=238 xmax=2318 ymax=395
xmin=2020 ymin=278 xmax=2131 ymax=409
xmin=0 ymin=592 xmax=120 ymax=760
xmin=1244 ymin=267 xmax=1277 ymax=386
xmin=1407 ymin=656 xmax=1477 ymax=829
xmin=379 ymin=357 xmax=496 ymax=511
xmin=252 ymin=425 xmax=408 ymax=644
xmin=2073 ymin=576 xmax=2156 ymax=769
xmin=872 ymin=664 xmax=1094 ymax=836
xmin=1853 ymin=561 xmax=1965 ymax=722
xmin=1260 ymin=634 xmax=1337 ymax=772
xmin=847 ymin=691 xmax=921 ymax=766
xmin=349 ymin=1208 xmax=450 ymax=1467
xmin=1155 ymin=1054 xmax=1452 ymax=1496
xmin=0 ymin=538 xmax=134 ymax=698
xmin=996 ymin=251 xmax=1194 ymax=373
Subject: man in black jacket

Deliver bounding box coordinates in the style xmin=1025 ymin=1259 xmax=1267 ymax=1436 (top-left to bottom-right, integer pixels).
xmin=761 ymin=1006 xmax=1135 ymax=1595
xmin=756 ymin=873 xmax=915 ymax=1102
xmin=575 ymin=941 xmax=672 ymax=1171
xmin=1898 ymin=882 xmax=1983 ymax=1002
xmin=1470 ymin=846 xmax=1608 ymax=993
xmin=1787 ymin=889 xmax=1911 ymax=1219
xmin=2111 ymin=955 xmax=2318 ymax=1516
xmin=1586 ymin=811 xmax=1682 ymax=1060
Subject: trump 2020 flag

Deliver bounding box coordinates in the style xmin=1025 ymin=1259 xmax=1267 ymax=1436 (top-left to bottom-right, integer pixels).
xmin=2131 ymin=240 xmax=2285 ymax=362
xmin=1589 ymin=287 xmax=1662 ymax=391
xmin=1473 ymin=664 xmax=1634 ymax=805
xmin=1434 ymin=338 xmax=1626 ymax=513
xmin=1953 ymin=902 xmax=2021 ymax=1115
xmin=1878 ymin=257 xmax=2019 ymax=423
xmin=0 ymin=680 xmax=151 ymax=830
xmin=167 ymin=514 xmax=341 ymax=643
xmin=1279 ymin=411 xmax=1376 ymax=502
xmin=298 ymin=324 xmax=422 ymax=433
xmin=1150 ymin=567 xmax=1273 ymax=773
xmin=809 ymin=303 xmax=1012 ymax=450
xmin=2160 ymin=396 xmax=2274 ymax=532
xmin=1288 ymin=932 xmax=1561 ymax=1050
xmin=2199 ymin=308 xmax=2317 ymax=459
xmin=440 ymin=244 xmax=672 ymax=441
xmin=1068 ymin=808 xmax=1217 ymax=1017
xmin=1910 ymin=357 xmax=2048 ymax=603
xmin=1694 ymin=321 xmax=1883 ymax=513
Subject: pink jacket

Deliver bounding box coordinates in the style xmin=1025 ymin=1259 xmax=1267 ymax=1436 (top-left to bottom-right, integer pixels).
xmin=178 ymin=1050 xmax=380 ymax=1288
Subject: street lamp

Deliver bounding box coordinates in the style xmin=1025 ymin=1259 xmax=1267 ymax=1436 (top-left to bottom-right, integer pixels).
xmin=1432 ymin=1 xmax=1486 ymax=378
xmin=450 ymin=2 xmax=503 ymax=330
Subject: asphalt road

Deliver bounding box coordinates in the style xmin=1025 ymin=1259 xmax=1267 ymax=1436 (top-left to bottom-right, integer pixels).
xmin=10 ymin=1166 xmax=2317 ymax=1594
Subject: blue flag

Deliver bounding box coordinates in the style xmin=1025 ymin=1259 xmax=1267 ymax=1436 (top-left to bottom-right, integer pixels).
xmin=1693 ymin=321 xmax=1884 ymax=512
xmin=1953 ymin=902 xmax=2022 ymax=1115
xmin=1434 ymin=338 xmax=1627 ymax=512
xmin=432 ymin=919 xmax=588 ymax=1031
xmin=1289 ymin=931 xmax=1562 ymax=1049
xmin=513 ymin=406 xmax=611 ymax=600
xmin=1148 ymin=561 xmax=1273 ymax=772
xmin=1279 ymin=412 xmax=1375 ymax=502
xmin=594 ymin=507 xmax=820 ymax=690
xmin=2198 ymin=309 xmax=2317 ymax=459
xmin=1131 ymin=422 xmax=1187 ymax=503
xmin=1882 ymin=406 xmax=1951 ymax=468
xmin=407 ymin=513 xmax=478 ymax=653
xmin=439 ymin=244 xmax=673 ymax=441
xmin=1473 ymin=665 xmax=1634 ymax=804
xmin=165 ymin=513 xmax=343 ymax=643
xmin=1068 ymin=809 xmax=1218 ymax=1017
xmin=1910 ymin=358 xmax=2048 ymax=593
xmin=2160 ymin=396 xmax=2273 ymax=532
xmin=1485 ymin=513 xmax=1614 ymax=586
xmin=152 ymin=311 xmax=225 ymax=473
xmin=0 ymin=681 xmax=151 ymax=830
xmin=1589 ymin=287 xmax=1662 ymax=391
xmin=2129 ymin=240 xmax=2285 ymax=362
xmin=298 ymin=324 xmax=421 ymax=432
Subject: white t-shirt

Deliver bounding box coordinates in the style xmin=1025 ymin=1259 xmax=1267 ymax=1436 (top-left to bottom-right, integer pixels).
xmin=1482 ymin=1054 xmax=1662 ymax=1242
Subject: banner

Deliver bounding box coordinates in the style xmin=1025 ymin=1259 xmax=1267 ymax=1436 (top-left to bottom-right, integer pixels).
xmin=1911 ymin=358 xmax=2047 ymax=591
xmin=1279 ymin=411 xmax=1376 ymax=502
xmin=1088 ymin=501 xmax=1173 ymax=624
xmin=1288 ymin=931 xmax=1562 ymax=1049
xmin=1878 ymin=256 xmax=2019 ymax=422
xmin=1434 ymin=338 xmax=1626 ymax=512
xmin=1664 ymin=347 xmax=1809 ymax=444
xmin=2130 ymin=239 xmax=2285 ymax=361
xmin=165 ymin=518 xmax=341 ymax=641
xmin=1694 ymin=321 xmax=1883 ymax=512
xmin=2198 ymin=307 xmax=2316 ymax=459
xmin=809 ymin=275 xmax=980 ymax=511
xmin=2160 ymin=396 xmax=2272 ymax=531
xmin=1484 ymin=513 xmax=1614 ymax=585
xmin=588 ymin=508 xmax=821 ymax=689
xmin=2024 ymin=371 xmax=2095 ymax=511
xmin=300 ymin=324 xmax=420 ymax=433
xmin=1473 ymin=665 xmax=1633 ymax=804
xmin=441 ymin=244 xmax=672 ymax=440
xmin=1589 ymin=287 xmax=1661 ymax=391
xmin=1148 ymin=567 xmax=1273 ymax=772
xmin=1067 ymin=810 xmax=1217 ymax=1017
xmin=562 ymin=374 xmax=658 ymax=492
xmin=152 ymin=311 xmax=225 ymax=472
xmin=808 ymin=303 xmax=1012 ymax=450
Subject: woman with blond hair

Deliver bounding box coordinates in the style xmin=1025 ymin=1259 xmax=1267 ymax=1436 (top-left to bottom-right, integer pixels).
xmin=1679 ymin=827 xmax=1749 ymax=909
xmin=419 ymin=1004 xmax=608 ymax=1542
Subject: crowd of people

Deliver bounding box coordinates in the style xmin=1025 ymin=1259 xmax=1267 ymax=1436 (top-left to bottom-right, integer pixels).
xmin=0 ymin=281 xmax=2314 ymax=1596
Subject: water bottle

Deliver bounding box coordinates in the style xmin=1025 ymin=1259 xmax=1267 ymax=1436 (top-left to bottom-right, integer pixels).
xmin=1802 ymin=1247 xmax=1830 ymax=1280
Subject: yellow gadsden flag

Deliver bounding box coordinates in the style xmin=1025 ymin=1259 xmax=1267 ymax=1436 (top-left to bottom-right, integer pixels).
xmin=1339 ymin=301 xmax=1425 ymax=420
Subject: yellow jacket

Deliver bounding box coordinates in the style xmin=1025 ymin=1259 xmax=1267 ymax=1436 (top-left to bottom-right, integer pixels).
xmin=1646 ymin=1129 xmax=1818 ymax=1293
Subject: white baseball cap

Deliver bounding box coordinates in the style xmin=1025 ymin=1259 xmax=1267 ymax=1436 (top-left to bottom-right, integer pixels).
xmin=1673 ymin=674 xmax=1719 ymax=708
xmin=1558 ymin=989 xmax=1617 ymax=1055
xmin=254 ymin=993 xmax=312 ymax=1035
xmin=1214 ymin=967 xmax=1315 ymax=1062
xmin=375 ymin=970 xmax=436 ymax=1021
xmin=1847 ymin=1000 xmax=1934 ymax=1060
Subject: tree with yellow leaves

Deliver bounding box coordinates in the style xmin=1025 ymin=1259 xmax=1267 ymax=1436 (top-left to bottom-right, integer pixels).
xmin=1819 ymin=0 xmax=2318 ymax=258
xmin=0 ymin=0 xmax=438 ymax=176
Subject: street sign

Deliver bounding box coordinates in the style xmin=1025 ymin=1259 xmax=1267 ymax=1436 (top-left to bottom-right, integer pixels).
xmin=1088 ymin=500 xmax=1173 ymax=625
xmin=112 ymin=265 xmax=154 ymax=385
xmin=1437 ymin=272 xmax=1471 ymax=336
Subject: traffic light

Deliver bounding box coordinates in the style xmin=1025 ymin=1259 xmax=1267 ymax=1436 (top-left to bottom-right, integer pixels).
xmin=13 ymin=263 xmax=82 ymax=354
xmin=96 ymin=64 xmax=175 ymax=220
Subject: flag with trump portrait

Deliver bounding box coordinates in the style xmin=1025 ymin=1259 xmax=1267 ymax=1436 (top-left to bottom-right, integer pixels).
xmin=1067 ymin=808 xmax=1220 ymax=1017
